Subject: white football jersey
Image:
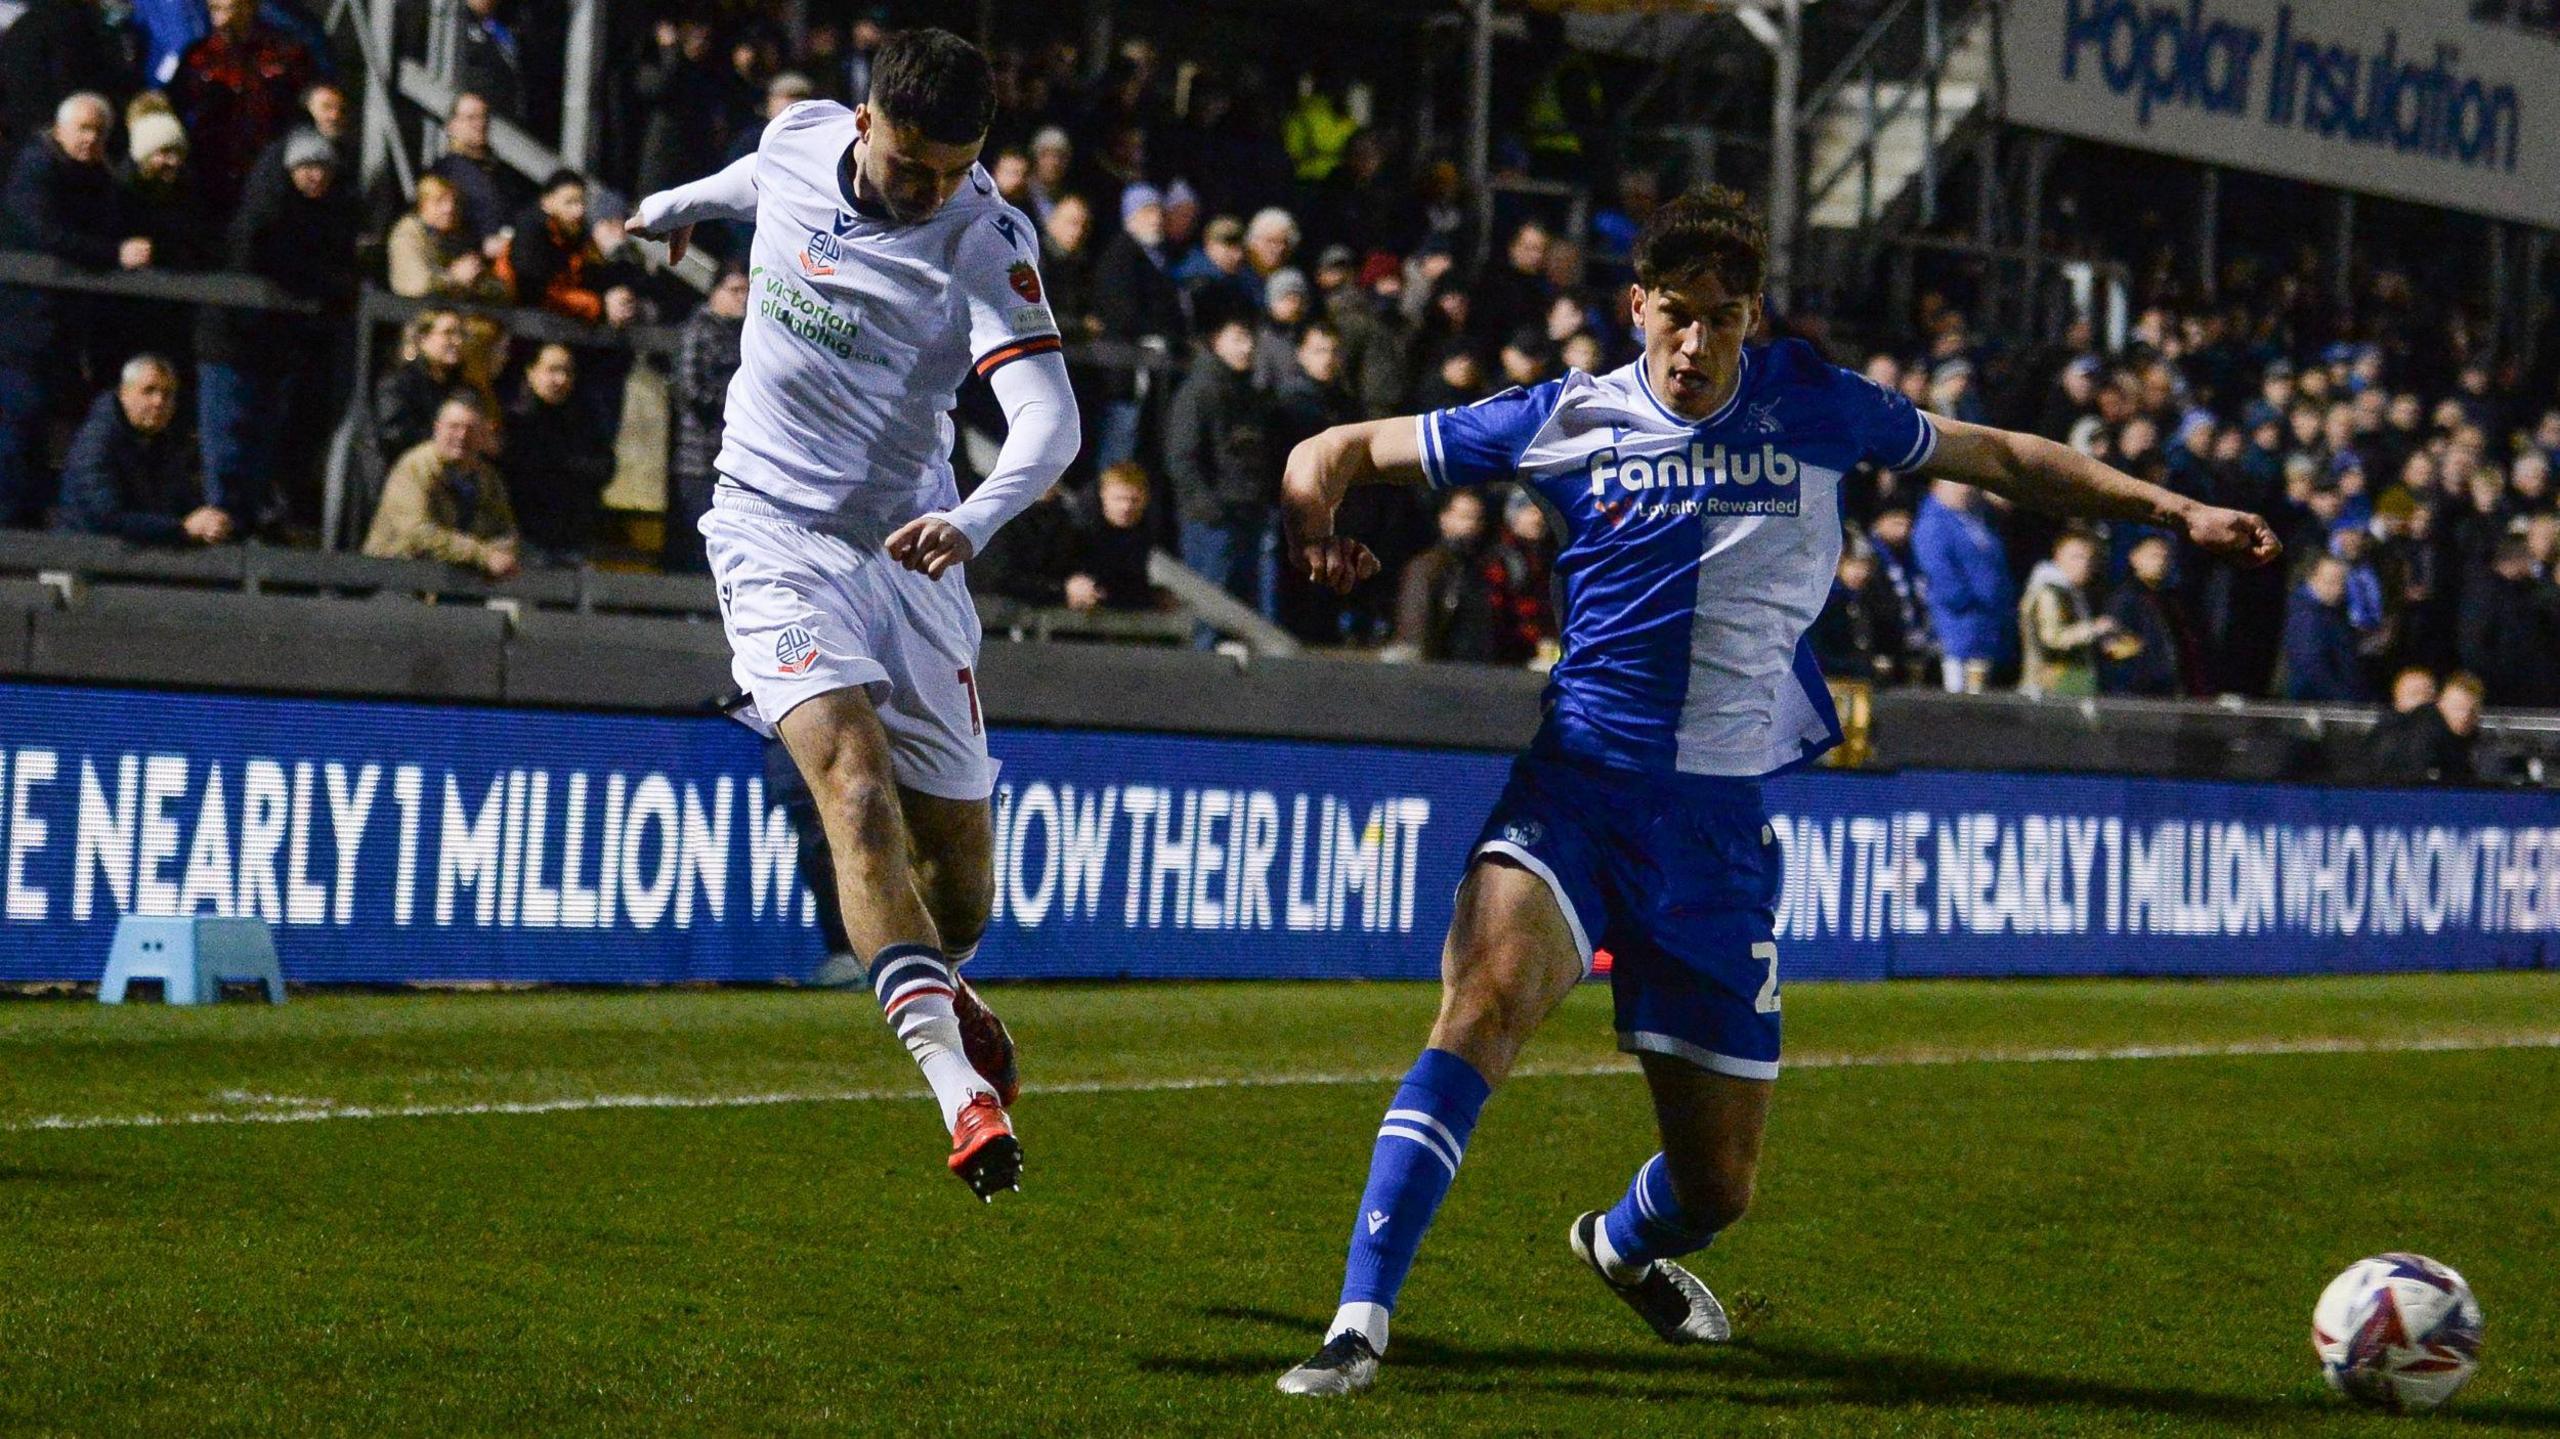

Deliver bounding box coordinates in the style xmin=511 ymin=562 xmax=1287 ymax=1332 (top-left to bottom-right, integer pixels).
xmin=716 ymin=100 xmax=1061 ymax=536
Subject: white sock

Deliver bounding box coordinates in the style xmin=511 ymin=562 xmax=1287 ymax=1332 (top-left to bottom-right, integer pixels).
xmin=1592 ymin=1222 xmax=1647 ymax=1284
xmin=868 ymin=945 xmax=991 ymax=1131
xmin=1326 ymin=1301 xmax=1390 ymax=1354
xmin=947 ymin=940 xmax=979 ymax=967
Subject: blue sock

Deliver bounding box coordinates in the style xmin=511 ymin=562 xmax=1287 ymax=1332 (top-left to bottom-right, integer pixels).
xmin=1599 ymin=1152 xmax=1720 ymax=1273
xmin=1331 ymin=1048 xmax=1491 ymax=1351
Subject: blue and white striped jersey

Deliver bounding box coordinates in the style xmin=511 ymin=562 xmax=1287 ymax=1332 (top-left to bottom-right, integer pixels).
xmin=1417 ymin=340 xmax=1938 ymax=778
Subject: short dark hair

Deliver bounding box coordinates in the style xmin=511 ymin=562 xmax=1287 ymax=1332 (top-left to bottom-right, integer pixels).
xmin=541 ymin=168 xmax=585 ymax=197
xmin=1633 ymin=184 xmax=1768 ymax=297
xmin=868 ymin=28 xmax=995 ymax=144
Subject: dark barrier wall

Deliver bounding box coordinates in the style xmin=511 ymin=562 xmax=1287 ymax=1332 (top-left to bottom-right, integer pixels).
xmin=13 ymin=681 xmax=2559 ymax=984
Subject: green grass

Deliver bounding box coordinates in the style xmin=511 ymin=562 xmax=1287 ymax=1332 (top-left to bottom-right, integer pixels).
xmin=0 ymin=974 xmax=2556 ymax=1436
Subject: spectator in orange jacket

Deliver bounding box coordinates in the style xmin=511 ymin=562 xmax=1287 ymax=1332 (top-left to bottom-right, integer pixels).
xmin=506 ymin=169 xmax=605 ymax=321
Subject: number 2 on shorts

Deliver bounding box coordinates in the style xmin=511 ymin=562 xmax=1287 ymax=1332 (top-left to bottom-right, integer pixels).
xmin=1753 ymin=940 xmax=1780 ymax=1013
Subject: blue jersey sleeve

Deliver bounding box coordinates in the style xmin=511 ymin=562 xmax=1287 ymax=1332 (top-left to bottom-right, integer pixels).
xmin=1416 ymin=379 xmax=1568 ymax=490
xmin=1831 ymin=366 xmax=1939 ymax=473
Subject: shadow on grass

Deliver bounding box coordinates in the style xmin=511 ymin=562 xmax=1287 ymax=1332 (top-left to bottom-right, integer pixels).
xmin=0 ymin=1166 xmax=110 ymax=1185
xmin=1147 ymin=1306 xmax=2560 ymax=1430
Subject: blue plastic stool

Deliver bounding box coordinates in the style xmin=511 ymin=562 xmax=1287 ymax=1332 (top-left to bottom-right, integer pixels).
xmin=99 ymin=916 xmax=286 ymax=1005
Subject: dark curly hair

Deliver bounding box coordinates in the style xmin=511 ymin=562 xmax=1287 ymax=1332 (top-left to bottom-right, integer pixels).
xmin=1632 ymin=185 xmax=1769 ymax=298
xmin=869 ymin=28 xmax=996 ymax=144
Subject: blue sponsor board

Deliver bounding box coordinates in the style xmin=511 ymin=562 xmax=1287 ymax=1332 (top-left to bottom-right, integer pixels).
xmin=5 ymin=682 xmax=2556 ymax=984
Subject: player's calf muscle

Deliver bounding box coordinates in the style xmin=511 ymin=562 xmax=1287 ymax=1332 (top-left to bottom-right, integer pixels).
xmin=902 ymin=792 xmax=994 ymax=950
xmin=814 ymin=766 xmax=907 ymax=859
xmin=1645 ymin=1058 xmax=1771 ymax=1231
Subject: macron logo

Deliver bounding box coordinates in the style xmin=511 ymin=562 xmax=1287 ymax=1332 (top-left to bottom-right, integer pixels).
xmin=1366 ymin=1210 xmax=1389 ymax=1235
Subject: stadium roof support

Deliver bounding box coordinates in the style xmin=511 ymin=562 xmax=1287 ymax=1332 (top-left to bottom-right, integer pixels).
xmin=1717 ymin=0 xmax=1804 ymax=305
xmin=559 ymin=0 xmax=601 ymax=173
xmin=1466 ymin=0 xmax=1494 ymax=270
xmin=321 ymin=0 xmax=411 ymax=197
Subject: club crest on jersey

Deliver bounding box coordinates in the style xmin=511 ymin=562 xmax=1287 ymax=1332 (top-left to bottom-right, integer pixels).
xmin=774 ymin=625 xmax=821 ymax=676
xmin=1007 ymin=260 xmax=1042 ymax=303
xmin=800 ymin=233 xmax=844 ymax=277
xmin=1586 ymin=440 xmax=1801 ymax=517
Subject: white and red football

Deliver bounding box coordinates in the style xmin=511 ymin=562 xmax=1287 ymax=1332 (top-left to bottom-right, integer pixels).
xmin=2312 ymin=1253 xmax=2483 ymax=1413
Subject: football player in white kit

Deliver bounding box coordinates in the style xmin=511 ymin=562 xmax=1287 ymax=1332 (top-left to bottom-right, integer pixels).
xmin=629 ymin=29 xmax=1080 ymax=1201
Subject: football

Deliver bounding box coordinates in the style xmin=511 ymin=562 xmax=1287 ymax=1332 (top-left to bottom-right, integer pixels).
xmin=2312 ymin=1254 xmax=2484 ymax=1413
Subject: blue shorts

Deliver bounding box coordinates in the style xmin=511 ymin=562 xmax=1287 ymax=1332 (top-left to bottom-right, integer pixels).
xmin=1471 ymin=751 xmax=1783 ymax=1080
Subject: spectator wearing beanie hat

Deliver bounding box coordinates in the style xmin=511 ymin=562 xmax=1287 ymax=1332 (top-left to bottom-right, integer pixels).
xmin=1092 ymin=181 xmax=1187 ymax=468
xmin=1335 ymin=249 xmax=1418 ymax=420
xmin=128 ymin=108 xmax=187 ymax=169
xmin=195 ymin=123 xmax=358 ymax=533
xmin=1253 ymin=265 xmax=1310 ymax=391
xmin=118 ymin=104 xmax=207 ymax=272
xmin=1161 ymin=178 xmax=1202 ymax=256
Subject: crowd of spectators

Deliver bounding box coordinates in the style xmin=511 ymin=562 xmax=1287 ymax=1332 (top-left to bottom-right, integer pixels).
xmin=0 ymin=3 xmax=2551 ymax=759
xmin=0 ymin=0 xmax=664 ymax=564
xmin=1809 ymin=277 xmax=2560 ymax=774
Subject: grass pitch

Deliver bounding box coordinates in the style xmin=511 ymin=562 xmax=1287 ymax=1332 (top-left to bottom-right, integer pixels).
xmin=0 ymin=973 xmax=2556 ymax=1437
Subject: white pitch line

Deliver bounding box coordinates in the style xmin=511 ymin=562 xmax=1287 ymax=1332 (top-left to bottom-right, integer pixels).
xmin=9 ymin=1031 xmax=2560 ymax=1135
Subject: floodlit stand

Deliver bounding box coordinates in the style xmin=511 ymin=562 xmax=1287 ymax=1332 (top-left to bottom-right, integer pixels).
xmin=99 ymin=917 xmax=287 ymax=1006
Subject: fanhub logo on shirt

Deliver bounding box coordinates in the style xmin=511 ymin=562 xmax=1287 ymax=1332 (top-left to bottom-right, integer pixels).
xmin=1586 ymin=441 xmax=1800 ymax=517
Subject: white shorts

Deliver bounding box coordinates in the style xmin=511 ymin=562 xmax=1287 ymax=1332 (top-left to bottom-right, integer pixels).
xmin=703 ymin=502 xmax=996 ymax=801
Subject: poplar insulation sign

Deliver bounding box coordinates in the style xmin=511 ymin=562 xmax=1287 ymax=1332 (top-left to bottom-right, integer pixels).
xmin=2002 ymin=0 xmax=2558 ymax=228
xmin=9 ymin=683 xmax=2557 ymax=983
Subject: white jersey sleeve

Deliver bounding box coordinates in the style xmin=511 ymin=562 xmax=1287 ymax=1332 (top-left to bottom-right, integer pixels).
xmin=630 ymin=152 xmax=759 ymax=233
xmin=932 ymin=350 xmax=1081 ymax=555
xmin=952 ymin=203 xmax=1063 ymax=383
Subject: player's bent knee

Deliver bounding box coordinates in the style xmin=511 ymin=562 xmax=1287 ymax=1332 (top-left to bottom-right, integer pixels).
xmin=1437 ymin=957 xmax=1548 ymax=1038
xmin=1663 ymin=1153 xmax=1755 ymax=1232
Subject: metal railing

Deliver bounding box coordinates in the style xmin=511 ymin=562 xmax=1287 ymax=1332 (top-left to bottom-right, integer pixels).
xmin=0 ymin=252 xmax=1286 ymax=646
xmin=0 ymin=529 xmax=1204 ymax=650
xmin=1798 ymin=0 xmax=1993 ymax=235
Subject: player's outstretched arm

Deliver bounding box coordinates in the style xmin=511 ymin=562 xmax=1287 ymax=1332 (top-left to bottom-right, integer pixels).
xmin=890 ymin=350 xmax=1082 ymax=579
xmin=1280 ymin=418 xmax=1425 ymax=594
xmin=1921 ymin=416 xmax=2283 ymax=567
xmin=628 ymin=153 xmax=760 ymax=265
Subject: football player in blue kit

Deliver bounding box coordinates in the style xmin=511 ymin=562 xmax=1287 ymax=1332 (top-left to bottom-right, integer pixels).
xmin=1271 ymin=187 xmax=2282 ymax=1395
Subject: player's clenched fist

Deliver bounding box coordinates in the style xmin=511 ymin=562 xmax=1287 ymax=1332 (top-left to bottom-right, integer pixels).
xmin=887 ymin=515 xmax=975 ymax=578
xmin=2182 ymin=504 xmax=2283 ymax=567
xmin=1298 ymin=536 xmax=1379 ymax=596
